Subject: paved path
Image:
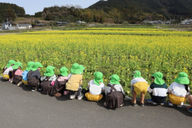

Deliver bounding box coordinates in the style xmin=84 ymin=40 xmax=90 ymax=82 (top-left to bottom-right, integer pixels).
xmin=0 ymin=81 xmax=191 ymax=128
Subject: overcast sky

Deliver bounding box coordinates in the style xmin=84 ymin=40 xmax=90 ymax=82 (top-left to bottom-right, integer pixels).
xmin=0 ymin=0 xmax=100 ymax=15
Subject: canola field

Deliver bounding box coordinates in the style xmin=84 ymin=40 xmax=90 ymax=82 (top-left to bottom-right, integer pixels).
xmin=0 ymin=27 xmax=192 ymax=93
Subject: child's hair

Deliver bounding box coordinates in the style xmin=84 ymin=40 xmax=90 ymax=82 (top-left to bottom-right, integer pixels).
xmin=163 ymin=76 xmax=166 ymax=81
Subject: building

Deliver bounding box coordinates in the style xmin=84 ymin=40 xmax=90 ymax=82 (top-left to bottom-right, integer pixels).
xmin=16 ymin=24 xmax=32 ymax=29
xmin=2 ymin=21 xmax=12 ymax=30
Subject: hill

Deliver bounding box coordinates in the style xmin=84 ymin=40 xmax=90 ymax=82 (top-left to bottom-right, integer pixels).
xmin=89 ymin=0 xmax=192 ymax=19
xmin=0 ymin=3 xmax=25 ymax=22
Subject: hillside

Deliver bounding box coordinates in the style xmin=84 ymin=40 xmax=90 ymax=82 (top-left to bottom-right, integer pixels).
xmin=0 ymin=3 xmax=25 ymax=22
xmin=89 ymin=0 xmax=192 ymax=18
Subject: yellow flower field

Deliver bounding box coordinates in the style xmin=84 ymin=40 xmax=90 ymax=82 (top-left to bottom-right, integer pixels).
xmin=0 ymin=27 xmax=192 ymax=92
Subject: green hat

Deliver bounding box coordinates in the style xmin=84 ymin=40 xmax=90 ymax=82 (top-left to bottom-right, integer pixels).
xmin=93 ymin=72 xmax=103 ymax=86
xmin=31 ymin=62 xmax=43 ymax=71
xmin=6 ymin=60 xmax=16 ymax=68
xmin=133 ymin=70 xmax=142 ymax=78
xmin=175 ymin=72 xmax=190 ymax=85
xmin=70 ymin=63 xmax=81 ymax=74
xmin=44 ymin=66 xmax=55 ymax=77
xmin=110 ymin=74 xmax=120 ymax=85
xmin=26 ymin=61 xmax=35 ymax=71
xmin=79 ymin=65 xmax=85 ymax=74
xmin=12 ymin=62 xmax=22 ymax=70
xmin=60 ymin=67 xmax=68 ymax=77
xmin=152 ymin=72 xmax=165 ymax=85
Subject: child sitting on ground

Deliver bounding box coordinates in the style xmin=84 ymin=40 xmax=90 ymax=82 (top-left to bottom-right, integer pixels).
xmin=85 ymin=72 xmax=105 ymax=102
xmin=12 ymin=62 xmax=23 ymax=86
xmin=104 ymin=74 xmax=125 ymax=109
xmin=54 ymin=67 xmax=70 ymax=97
xmin=21 ymin=61 xmax=34 ymax=86
xmin=131 ymin=70 xmax=149 ymax=106
xmin=40 ymin=66 xmax=57 ymax=96
xmin=168 ymin=72 xmax=190 ymax=107
xmin=2 ymin=60 xmax=16 ymax=81
xmin=148 ymin=72 xmax=168 ymax=105
xmin=66 ymin=63 xmax=83 ymax=100
xmin=27 ymin=62 xmax=43 ymax=91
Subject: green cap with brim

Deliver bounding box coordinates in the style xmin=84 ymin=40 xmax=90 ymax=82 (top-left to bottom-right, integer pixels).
xmin=60 ymin=67 xmax=68 ymax=77
xmin=26 ymin=61 xmax=35 ymax=71
xmin=93 ymin=72 xmax=103 ymax=86
xmin=44 ymin=66 xmax=55 ymax=77
xmin=12 ymin=62 xmax=22 ymax=70
xmin=5 ymin=60 xmax=16 ymax=68
xmin=31 ymin=62 xmax=43 ymax=71
xmin=110 ymin=74 xmax=120 ymax=85
xmin=152 ymin=72 xmax=165 ymax=85
xmin=70 ymin=63 xmax=81 ymax=75
xmin=133 ymin=70 xmax=142 ymax=78
xmin=175 ymin=72 xmax=190 ymax=85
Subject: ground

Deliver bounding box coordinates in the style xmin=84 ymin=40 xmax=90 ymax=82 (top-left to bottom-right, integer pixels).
xmin=0 ymin=81 xmax=191 ymax=128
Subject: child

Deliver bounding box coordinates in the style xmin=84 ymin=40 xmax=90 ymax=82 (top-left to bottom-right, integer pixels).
xmin=54 ymin=67 xmax=70 ymax=97
xmin=148 ymin=72 xmax=168 ymax=105
xmin=40 ymin=66 xmax=57 ymax=96
xmin=104 ymin=74 xmax=125 ymax=109
xmin=168 ymin=72 xmax=190 ymax=106
xmin=27 ymin=62 xmax=43 ymax=91
xmin=66 ymin=63 xmax=83 ymax=100
xmin=131 ymin=70 xmax=149 ymax=106
xmin=2 ymin=60 xmax=16 ymax=81
xmin=12 ymin=62 xmax=23 ymax=86
xmin=85 ymin=72 xmax=105 ymax=102
xmin=21 ymin=61 xmax=34 ymax=86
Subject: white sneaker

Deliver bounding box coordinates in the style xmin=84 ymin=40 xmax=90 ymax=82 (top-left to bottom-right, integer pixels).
xmin=77 ymin=95 xmax=83 ymax=100
xmin=70 ymin=95 xmax=76 ymax=100
xmin=168 ymin=102 xmax=173 ymax=107
xmin=32 ymin=90 xmax=35 ymax=92
xmin=17 ymin=81 xmax=22 ymax=87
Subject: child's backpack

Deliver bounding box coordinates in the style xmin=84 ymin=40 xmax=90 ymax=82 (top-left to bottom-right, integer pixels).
xmin=105 ymin=84 xmax=124 ymax=109
xmin=27 ymin=71 xmax=40 ymax=90
xmin=40 ymin=77 xmax=51 ymax=95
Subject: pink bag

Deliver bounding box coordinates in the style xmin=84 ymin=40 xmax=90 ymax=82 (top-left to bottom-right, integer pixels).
xmin=15 ymin=69 xmax=23 ymax=76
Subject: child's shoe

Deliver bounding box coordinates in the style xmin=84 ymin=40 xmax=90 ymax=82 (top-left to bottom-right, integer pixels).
xmin=17 ymin=81 xmax=22 ymax=87
xmin=70 ymin=95 xmax=76 ymax=100
xmin=77 ymin=95 xmax=83 ymax=100
xmin=168 ymin=101 xmax=173 ymax=107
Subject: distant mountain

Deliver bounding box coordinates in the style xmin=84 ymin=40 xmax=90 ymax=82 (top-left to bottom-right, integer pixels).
xmin=89 ymin=0 xmax=192 ymax=18
xmin=0 ymin=3 xmax=25 ymax=22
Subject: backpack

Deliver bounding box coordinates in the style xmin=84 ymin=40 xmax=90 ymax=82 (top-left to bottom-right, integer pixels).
xmin=27 ymin=71 xmax=40 ymax=90
xmin=105 ymin=84 xmax=124 ymax=109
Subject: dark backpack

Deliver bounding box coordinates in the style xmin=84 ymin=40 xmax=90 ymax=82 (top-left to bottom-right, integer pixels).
xmin=105 ymin=84 xmax=124 ymax=109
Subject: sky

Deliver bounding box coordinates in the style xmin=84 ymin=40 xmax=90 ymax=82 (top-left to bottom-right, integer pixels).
xmin=0 ymin=0 xmax=100 ymax=15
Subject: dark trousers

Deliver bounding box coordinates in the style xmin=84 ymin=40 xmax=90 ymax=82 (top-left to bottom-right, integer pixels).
xmin=150 ymin=94 xmax=166 ymax=104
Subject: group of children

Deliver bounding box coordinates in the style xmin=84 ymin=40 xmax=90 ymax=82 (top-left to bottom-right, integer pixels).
xmin=1 ymin=60 xmax=192 ymax=112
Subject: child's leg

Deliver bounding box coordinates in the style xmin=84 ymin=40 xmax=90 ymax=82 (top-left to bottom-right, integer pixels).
xmin=69 ymin=91 xmax=76 ymax=99
xmin=77 ymin=87 xmax=83 ymax=100
xmin=187 ymin=95 xmax=192 ymax=108
xmin=140 ymin=92 xmax=145 ymax=104
xmin=132 ymin=91 xmax=137 ymax=104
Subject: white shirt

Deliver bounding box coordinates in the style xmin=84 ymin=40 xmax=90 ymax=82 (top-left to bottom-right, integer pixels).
xmin=3 ymin=67 xmax=13 ymax=75
xmin=131 ymin=77 xmax=148 ymax=86
xmin=168 ymin=82 xmax=189 ymax=97
xmin=88 ymin=80 xmax=105 ymax=95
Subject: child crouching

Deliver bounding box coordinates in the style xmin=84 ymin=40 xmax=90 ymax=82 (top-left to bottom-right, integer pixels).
xmin=131 ymin=70 xmax=149 ymax=106
xmin=104 ymin=74 xmax=125 ymax=109
xmin=168 ymin=72 xmax=190 ymax=106
xmin=2 ymin=60 xmax=16 ymax=81
xmin=148 ymin=72 xmax=168 ymax=105
xmin=85 ymin=72 xmax=105 ymax=102
xmin=12 ymin=62 xmax=23 ymax=86
xmin=54 ymin=67 xmax=70 ymax=97
xmin=40 ymin=66 xmax=57 ymax=96
xmin=21 ymin=61 xmax=34 ymax=86
xmin=66 ymin=63 xmax=83 ymax=100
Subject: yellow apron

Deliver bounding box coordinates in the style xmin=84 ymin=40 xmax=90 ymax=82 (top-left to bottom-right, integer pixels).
xmin=85 ymin=92 xmax=103 ymax=102
xmin=169 ymin=94 xmax=186 ymax=105
xmin=3 ymin=74 xmax=9 ymax=80
xmin=133 ymin=82 xmax=149 ymax=95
